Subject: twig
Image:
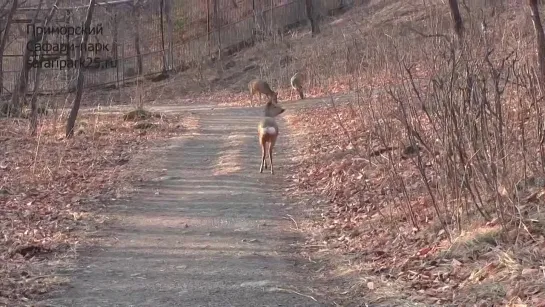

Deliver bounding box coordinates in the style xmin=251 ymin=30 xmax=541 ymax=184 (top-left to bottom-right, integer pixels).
xmin=285 ymin=214 xmax=299 ymax=230
xmin=406 ymin=26 xmax=452 ymax=44
xmin=270 ymin=287 xmax=318 ymax=302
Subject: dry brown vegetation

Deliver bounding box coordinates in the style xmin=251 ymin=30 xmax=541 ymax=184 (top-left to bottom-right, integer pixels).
xmin=0 ymin=109 xmax=187 ymax=305
xmin=274 ymin=0 xmax=545 ymax=306
xmin=126 ymin=2 xmax=448 ymax=108
xmin=4 ymin=0 xmax=545 ymax=306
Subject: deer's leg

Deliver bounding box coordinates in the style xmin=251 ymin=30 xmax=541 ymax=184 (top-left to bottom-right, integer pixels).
xmin=263 ymin=141 xmax=269 ymax=169
xmin=269 ymin=140 xmax=275 ymax=174
xmin=259 ymin=140 xmax=266 ymax=173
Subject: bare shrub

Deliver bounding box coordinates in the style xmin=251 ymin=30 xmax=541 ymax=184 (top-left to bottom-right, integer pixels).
xmin=285 ymin=1 xmax=545 ymax=304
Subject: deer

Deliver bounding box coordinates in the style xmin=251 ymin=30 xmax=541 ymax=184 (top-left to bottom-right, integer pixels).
xmin=257 ymin=98 xmax=285 ymax=174
xmin=249 ymin=79 xmax=278 ymax=106
xmin=290 ymin=72 xmax=306 ymax=100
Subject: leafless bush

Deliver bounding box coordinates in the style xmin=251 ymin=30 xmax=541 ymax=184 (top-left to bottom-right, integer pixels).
xmin=283 ymin=1 xmax=545 ymax=304
xmin=286 ymin=0 xmax=545 ymax=235
xmin=336 ymin=2 xmax=543 ymax=235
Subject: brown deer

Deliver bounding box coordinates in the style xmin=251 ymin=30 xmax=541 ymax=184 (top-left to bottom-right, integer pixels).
xmin=290 ymin=72 xmax=306 ymax=100
xmin=258 ymin=98 xmax=285 ymax=174
xmin=249 ymin=79 xmax=278 ymax=106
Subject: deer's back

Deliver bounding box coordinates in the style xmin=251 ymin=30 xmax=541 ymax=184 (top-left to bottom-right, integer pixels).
xmin=250 ymin=79 xmax=273 ymax=95
xmin=290 ymin=73 xmax=305 ymax=87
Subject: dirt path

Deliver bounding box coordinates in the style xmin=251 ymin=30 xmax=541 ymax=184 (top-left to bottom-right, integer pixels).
xmin=37 ymin=101 xmax=337 ymax=307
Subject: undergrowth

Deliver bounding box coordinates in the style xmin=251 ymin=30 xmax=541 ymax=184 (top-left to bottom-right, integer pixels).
xmin=0 ymin=111 xmax=187 ymax=305
xmin=282 ymin=0 xmax=545 ymax=306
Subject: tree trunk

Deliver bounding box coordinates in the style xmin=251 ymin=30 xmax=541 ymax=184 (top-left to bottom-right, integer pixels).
xmin=9 ymin=0 xmax=43 ymax=117
xmin=113 ymin=13 xmax=119 ymax=87
xmin=0 ymin=1 xmax=10 ymax=12
xmin=66 ymin=0 xmax=97 ymax=138
xmin=213 ymin=0 xmax=221 ymax=59
xmin=30 ymin=0 xmax=60 ymax=136
xmin=0 ymin=0 xmax=18 ymax=95
xmin=270 ymin=0 xmax=273 ymax=37
xmin=207 ymin=0 xmax=211 ymax=56
xmin=165 ymin=0 xmax=173 ymax=70
xmin=133 ymin=3 xmax=143 ymax=75
xmin=448 ymin=0 xmax=463 ymax=39
xmin=305 ymin=0 xmax=320 ymax=36
xmin=70 ymin=37 xmax=80 ymax=92
xmin=159 ymin=0 xmax=167 ymax=73
xmin=65 ymin=9 xmax=73 ymax=91
xmin=530 ymin=0 xmax=545 ymax=85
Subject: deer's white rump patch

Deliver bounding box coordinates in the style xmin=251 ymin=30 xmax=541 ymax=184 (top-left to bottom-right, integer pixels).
xmin=264 ymin=127 xmax=276 ymax=135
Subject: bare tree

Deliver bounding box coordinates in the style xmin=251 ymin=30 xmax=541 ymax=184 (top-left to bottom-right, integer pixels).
xmin=159 ymin=0 xmax=167 ymax=73
xmin=305 ymin=0 xmax=320 ymax=36
xmin=0 ymin=0 xmax=18 ymax=95
xmin=165 ymin=0 xmax=173 ymax=70
xmin=112 ymin=12 xmax=119 ymax=87
xmin=529 ymin=0 xmax=545 ymax=84
xmin=448 ymin=0 xmax=463 ymax=39
xmin=65 ymin=10 xmax=73 ymax=91
xmin=132 ymin=1 xmax=143 ymax=75
xmin=65 ymin=0 xmax=97 ymax=137
xmin=8 ymin=0 xmax=43 ymax=117
xmin=29 ymin=0 xmax=60 ymax=136
xmin=0 ymin=1 xmax=11 ymax=13
xmin=213 ymin=0 xmax=221 ymax=59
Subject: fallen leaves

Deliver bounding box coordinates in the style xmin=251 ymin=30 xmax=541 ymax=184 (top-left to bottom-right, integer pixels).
xmin=284 ymin=101 xmax=545 ymax=306
xmin=417 ymin=247 xmax=433 ymax=257
xmin=0 ymin=111 xmax=185 ymax=304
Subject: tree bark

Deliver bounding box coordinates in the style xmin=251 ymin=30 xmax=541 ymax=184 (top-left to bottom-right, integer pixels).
xmin=30 ymin=0 xmax=60 ymax=136
xmin=133 ymin=2 xmax=143 ymax=75
xmin=0 ymin=0 xmax=18 ymax=95
xmin=165 ymin=0 xmax=173 ymax=70
xmin=305 ymin=0 xmax=320 ymax=36
xmin=9 ymin=0 xmax=43 ymax=117
xmin=160 ymin=0 xmax=167 ymax=72
xmin=0 ymin=1 xmax=10 ymax=13
xmin=530 ymin=0 xmax=545 ymax=85
xmin=65 ymin=9 xmax=73 ymax=91
xmin=213 ymin=0 xmax=221 ymax=59
xmin=65 ymin=0 xmax=97 ymax=137
xmin=448 ymin=0 xmax=463 ymax=39
xmin=113 ymin=13 xmax=119 ymax=87
xmin=70 ymin=34 xmax=80 ymax=92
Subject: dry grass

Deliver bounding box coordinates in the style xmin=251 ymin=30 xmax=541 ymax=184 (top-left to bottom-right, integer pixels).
xmin=285 ymin=100 xmax=545 ymax=305
xmin=278 ymin=0 xmax=545 ymax=306
xmin=3 ymin=1 xmax=545 ymax=306
xmin=0 ymin=110 xmax=187 ymax=305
